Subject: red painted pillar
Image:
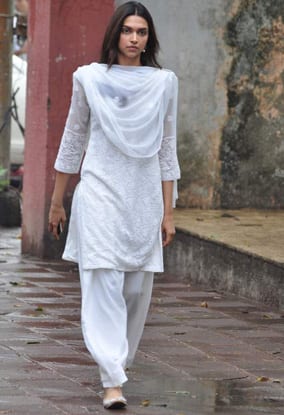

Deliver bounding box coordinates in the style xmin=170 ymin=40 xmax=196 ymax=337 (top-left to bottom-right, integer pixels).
xmin=22 ymin=0 xmax=114 ymax=258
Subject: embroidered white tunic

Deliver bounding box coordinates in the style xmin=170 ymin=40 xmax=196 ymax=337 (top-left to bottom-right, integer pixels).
xmin=54 ymin=63 xmax=180 ymax=272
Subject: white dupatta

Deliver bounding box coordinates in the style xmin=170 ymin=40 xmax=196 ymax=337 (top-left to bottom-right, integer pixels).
xmin=74 ymin=63 xmax=176 ymax=158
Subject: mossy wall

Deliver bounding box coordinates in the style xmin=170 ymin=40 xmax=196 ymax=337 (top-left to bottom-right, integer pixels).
xmin=221 ymin=0 xmax=284 ymax=208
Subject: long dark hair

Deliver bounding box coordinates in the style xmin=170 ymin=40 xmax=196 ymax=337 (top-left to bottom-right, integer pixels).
xmin=100 ymin=1 xmax=161 ymax=68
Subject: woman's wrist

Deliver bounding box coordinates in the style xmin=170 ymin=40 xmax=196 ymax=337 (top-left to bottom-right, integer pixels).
xmin=51 ymin=199 xmax=63 ymax=208
xmin=163 ymin=211 xmax=174 ymax=219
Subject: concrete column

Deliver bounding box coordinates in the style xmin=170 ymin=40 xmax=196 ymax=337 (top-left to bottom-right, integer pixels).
xmin=22 ymin=0 xmax=114 ymax=258
xmin=0 ymin=0 xmax=13 ymax=177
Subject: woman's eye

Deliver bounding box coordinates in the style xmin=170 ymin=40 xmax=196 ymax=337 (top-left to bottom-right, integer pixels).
xmin=121 ymin=27 xmax=130 ymax=34
xmin=138 ymin=30 xmax=147 ymax=36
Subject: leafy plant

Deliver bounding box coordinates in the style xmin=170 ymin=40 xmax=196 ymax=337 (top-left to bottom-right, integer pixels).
xmin=0 ymin=167 xmax=9 ymax=191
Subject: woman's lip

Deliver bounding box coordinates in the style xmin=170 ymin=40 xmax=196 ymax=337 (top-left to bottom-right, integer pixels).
xmin=127 ymin=46 xmax=138 ymax=50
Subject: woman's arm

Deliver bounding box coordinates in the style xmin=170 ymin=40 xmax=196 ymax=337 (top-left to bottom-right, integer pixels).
xmin=48 ymin=172 xmax=71 ymax=240
xmin=161 ymin=180 xmax=175 ymax=247
xmin=48 ymin=73 xmax=90 ymax=240
xmin=159 ymin=73 xmax=181 ymax=247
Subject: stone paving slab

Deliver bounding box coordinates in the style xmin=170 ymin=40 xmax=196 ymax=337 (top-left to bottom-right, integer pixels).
xmin=1 ymin=226 xmax=284 ymax=414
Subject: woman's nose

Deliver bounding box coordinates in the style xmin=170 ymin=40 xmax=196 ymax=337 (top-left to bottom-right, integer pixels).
xmin=131 ymin=32 xmax=138 ymax=43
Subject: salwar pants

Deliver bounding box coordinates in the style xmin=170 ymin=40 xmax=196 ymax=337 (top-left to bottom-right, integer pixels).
xmin=79 ymin=267 xmax=154 ymax=388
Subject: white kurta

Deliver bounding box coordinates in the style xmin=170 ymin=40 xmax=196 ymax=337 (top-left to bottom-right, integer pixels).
xmin=55 ymin=63 xmax=180 ymax=272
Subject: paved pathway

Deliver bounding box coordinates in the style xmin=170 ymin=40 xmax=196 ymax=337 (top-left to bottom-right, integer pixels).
xmin=0 ymin=227 xmax=284 ymax=414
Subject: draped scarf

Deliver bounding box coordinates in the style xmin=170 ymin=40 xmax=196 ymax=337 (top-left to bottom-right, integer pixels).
xmin=74 ymin=63 xmax=175 ymax=158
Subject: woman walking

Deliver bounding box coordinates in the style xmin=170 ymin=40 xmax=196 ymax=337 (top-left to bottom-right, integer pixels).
xmin=48 ymin=1 xmax=180 ymax=410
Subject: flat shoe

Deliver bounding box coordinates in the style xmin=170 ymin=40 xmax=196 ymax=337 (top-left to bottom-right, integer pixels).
xmin=103 ymin=396 xmax=127 ymax=409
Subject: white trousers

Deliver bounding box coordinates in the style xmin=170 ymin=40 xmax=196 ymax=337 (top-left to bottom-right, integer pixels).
xmin=79 ymin=267 xmax=154 ymax=388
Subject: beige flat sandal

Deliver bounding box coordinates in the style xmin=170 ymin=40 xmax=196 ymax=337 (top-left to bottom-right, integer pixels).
xmin=103 ymin=396 xmax=127 ymax=409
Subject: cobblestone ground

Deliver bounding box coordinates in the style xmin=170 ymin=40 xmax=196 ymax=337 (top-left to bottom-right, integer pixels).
xmin=0 ymin=227 xmax=284 ymax=414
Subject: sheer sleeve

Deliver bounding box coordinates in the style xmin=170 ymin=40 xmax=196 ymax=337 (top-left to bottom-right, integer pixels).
xmin=54 ymin=74 xmax=90 ymax=174
xmin=159 ymin=73 xmax=181 ymax=182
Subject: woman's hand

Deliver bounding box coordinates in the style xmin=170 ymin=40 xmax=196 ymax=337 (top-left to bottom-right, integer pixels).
xmin=48 ymin=202 xmax=66 ymax=240
xmin=161 ymin=214 xmax=176 ymax=247
xmin=48 ymin=171 xmax=71 ymax=240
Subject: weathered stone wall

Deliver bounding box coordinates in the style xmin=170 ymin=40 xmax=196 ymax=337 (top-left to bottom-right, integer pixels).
xmin=221 ymin=0 xmax=284 ymax=208
xmin=115 ymin=0 xmax=284 ymax=209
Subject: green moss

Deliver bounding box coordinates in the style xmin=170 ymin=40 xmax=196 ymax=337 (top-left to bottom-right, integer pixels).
xmin=221 ymin=0 xmax=284 ymax=207
xmin=0 ymin=167 xmax=9 ymax=192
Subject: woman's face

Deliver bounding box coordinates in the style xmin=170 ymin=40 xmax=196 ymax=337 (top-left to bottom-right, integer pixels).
xmin=118 ymin=15 xmax=149 ymax=66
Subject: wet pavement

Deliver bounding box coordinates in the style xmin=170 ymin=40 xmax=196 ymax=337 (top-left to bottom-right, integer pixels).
xmin=1 ymin=226 xmax=284 ymax=414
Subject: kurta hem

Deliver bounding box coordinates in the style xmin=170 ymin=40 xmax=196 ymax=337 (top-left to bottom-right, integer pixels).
xmin=62 ymin=253 xmax=164 ymax=273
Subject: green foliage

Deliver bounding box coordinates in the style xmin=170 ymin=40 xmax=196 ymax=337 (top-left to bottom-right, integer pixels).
xmin=0 ymin=167 xmax=9 ymax=191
